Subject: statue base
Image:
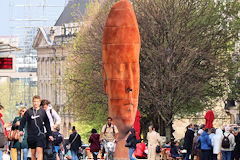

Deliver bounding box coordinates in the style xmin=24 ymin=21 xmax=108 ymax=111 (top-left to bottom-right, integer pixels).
xmin=114 ymin=138 xmax=129 ymax=159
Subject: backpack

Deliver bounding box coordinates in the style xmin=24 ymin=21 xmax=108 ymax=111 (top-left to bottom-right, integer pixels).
xmin=50 ymin=109 xmax=56 ymax=123
xmin=104 ymin=124 xmax=115 ymax=135
xmin=53 ymin=131 xmax=63 ymax=146
xmin=195 ymin=139 xmax=201 ymax=150
xmin=44 ymin=141 xmax=56 ymax=160
xmin=222 ymin=134 xmax=230 ymax=148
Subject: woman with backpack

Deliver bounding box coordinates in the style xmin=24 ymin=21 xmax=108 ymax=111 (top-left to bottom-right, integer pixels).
xmin=212 ymin=128 xmax=223 ymax=160
xmin=221 ymin=126 xmax=235 ymax=160
xmin=88 ymin=129 xmax=100 ymax=160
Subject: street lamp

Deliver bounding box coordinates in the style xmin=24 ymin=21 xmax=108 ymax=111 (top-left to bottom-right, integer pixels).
xmin=20 ymin=101 xmax=23 ymax=108
xmin=15 ymin=102 xmax=18 ymax=110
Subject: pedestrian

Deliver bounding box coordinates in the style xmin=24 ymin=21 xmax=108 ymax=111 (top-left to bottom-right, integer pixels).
xmin=232 ymin=128 xmax=240 ymax=160
xmin=18 ymin=95 xmax=54 ymax=160
xmin=221 ymin=126 xmax=235 ymax=160
xmin=10 ymin=109 xmax=21 ymax=160
xmin=126 ymin=128 xmax=137 ymax=160
xmin=88 ymin=128 xmax=100 ymax=160
xmin=52 ymin=127 xmax=63 ymax=160
xmin=68 ymin=126 xmax=81 ymax=160
xmin=192 ymin=129 xmax=203 ymax=160
xmin=100 ymin=117 xmax=119 ymax=160
xmin=11 ymin=107 xmax=28 ymax=160
xmin=170 ymin=141 xmax=181 ymax=159
xmin=147 ymin=125 xmax=161 ymax=160
xmin=212 ymin=128 xmax=223 ymax=160
xmin=0 ymin=105 xmax=11 ymax=160
xmin=183 ymin=123 xmax=195 ymax=160
xmin=197 ymin=127 xmax=212 ymax=160
xmin=41 ymin=100 xmax=61 ymax=130
xmin=209 ymin=127 xmax=216 ymax=159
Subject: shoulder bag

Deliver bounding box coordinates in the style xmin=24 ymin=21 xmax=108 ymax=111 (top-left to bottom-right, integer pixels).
xmin=155 ymin=132 xmax=161 ymax=153
xmin=66 ymin=134 xmax=78 ymax=150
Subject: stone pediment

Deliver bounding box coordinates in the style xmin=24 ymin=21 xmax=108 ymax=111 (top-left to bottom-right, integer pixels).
xmin=38 ymin=35 xmax=49 ymax=48
xmin=33 ymin=28 xmax=52 ymax=49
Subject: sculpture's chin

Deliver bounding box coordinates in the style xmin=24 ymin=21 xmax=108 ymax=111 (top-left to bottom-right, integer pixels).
xmin=113 ymin=117 xmax=135 ymax=139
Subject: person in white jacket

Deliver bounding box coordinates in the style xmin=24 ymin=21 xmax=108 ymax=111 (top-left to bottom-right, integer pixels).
xmin=212 ymin=128 xmax=223 ymax=160
xmin=41 ymin=99 xmax=61 ymax=130
xmin=221 ymin=126 xmax=235 ymax=160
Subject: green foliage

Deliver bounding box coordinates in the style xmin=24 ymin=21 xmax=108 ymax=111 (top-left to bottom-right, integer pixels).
xmin=66 ymin=0 xmax=240 ymax=140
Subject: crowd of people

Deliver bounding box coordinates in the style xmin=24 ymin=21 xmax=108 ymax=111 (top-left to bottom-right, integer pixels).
xmin=0 ymin=95 xmax=240 ymax=160
xmin=183 ymin=123 xmax=240 ymax=160
xmin=0 ymin=95 xmax=83 ymax=160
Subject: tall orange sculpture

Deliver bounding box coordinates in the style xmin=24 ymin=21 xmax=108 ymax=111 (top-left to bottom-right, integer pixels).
xmin=102 ymin=0 xmax=140 ymax=158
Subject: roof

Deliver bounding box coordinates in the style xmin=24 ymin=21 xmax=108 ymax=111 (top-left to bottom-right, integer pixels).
xmin=32 ymin=23 xmax=79 ymax=49
xmin=55 ymin=0 xmax=89 ymax=26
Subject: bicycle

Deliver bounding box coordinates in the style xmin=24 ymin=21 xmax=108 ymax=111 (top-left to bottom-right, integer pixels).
xmin=103 ymin=139 xmax=116 ymax=160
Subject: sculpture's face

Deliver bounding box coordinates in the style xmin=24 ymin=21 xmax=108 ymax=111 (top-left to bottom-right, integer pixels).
xmin=103 ymin=62 xmax=139 ymax=137
xmin=102 ymin=0 xmax=140 ymax=139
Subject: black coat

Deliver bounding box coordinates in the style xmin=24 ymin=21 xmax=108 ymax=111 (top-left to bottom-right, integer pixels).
xmin=69 ymin=132 xmax=82 ymax=151
xmin=126 ymin=133 xmax=137 ymax=149
xmin=233 ymin=133 xmax=240 ymax=156
xmin=183 ymin=129 xmax=195 ymax=150
xmin=170 ymin=142 xmax=179 ymax=157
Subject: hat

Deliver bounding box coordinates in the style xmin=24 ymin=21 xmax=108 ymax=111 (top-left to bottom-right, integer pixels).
xmin=198 ymin=129 xmax=203 ymax=135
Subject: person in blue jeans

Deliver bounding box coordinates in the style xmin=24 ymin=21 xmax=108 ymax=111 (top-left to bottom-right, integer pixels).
xmin=126 ymin=128 xmax=137 ymax=160
xmin=68 ymin=126 xmax=82 ymax=160
xmin=221 ymin=126 xmax=235 ymax=160
xmin=197 ymin=127 xmax=212 ymax=160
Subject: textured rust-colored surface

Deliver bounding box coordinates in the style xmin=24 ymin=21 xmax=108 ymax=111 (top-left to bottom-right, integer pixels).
xmin=102 ymin=0 xmax=140 ymax=158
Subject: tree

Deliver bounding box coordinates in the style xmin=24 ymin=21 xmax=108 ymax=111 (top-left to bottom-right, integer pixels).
xmin=64 ymin=0 xmax=116 ymax=139
xmin=66 ymin=0 xmax=240 ymax=140
xmin=134 ymin=0 xmax=240 ymax=139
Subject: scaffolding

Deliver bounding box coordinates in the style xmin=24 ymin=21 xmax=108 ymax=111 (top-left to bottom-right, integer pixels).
xmin=9 ymin=0 xmax=68 ymax=71
xmin=7 ymin=0 xmax=68 ymax=118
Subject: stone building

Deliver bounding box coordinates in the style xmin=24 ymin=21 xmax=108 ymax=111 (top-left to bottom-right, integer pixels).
xmin=33 ymin=0 xmax=88 ymax=138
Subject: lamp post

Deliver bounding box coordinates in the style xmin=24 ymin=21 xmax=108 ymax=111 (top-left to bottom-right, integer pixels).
xmin=15 ymin=102 xmax=19 ymax=110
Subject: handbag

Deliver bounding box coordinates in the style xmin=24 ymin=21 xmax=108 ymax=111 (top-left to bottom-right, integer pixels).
xmin=66 ymin=134 xmax=78 ymax=150
xmin=156 ymin=145 xmax=161 ymax=153
xmin=7 ymin=130 xmax=19 ymax=141
xmin=155 ymin=132 xmax=161 ymax=153
xmin=125 ymin=142 xmax=132 ymax=147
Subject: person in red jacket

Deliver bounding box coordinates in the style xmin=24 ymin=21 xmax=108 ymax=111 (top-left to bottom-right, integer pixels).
xmin=134 ymin=142 xmax=147 ymax=158
xmin=0 ymin=105 xmax=12 ymax=159
xmin=89 ymin=129 xmax=101 ymax=160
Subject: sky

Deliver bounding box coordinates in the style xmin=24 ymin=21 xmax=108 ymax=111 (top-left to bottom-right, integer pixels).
xmin=0 ymin=0 xmax=10 ymax=36
xmin=0 ymin=0 xmax=67 ymax=36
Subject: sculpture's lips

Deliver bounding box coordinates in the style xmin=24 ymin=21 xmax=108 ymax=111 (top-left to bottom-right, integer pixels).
xmin=124 ymin=103 xmax=134 ymax=106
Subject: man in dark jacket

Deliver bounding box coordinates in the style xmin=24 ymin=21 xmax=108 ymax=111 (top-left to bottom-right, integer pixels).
xmin=183 ymin=123 xmax=195 ymax=160
xmin=232 ymin=129 xmax=240 ymax=160
xmin=19 ymin=95 xmax=53 ymax=160
xmin=68 ymin=126 xmax=81 ymax=160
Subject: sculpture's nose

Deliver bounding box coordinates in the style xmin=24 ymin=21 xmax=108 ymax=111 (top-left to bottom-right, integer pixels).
xmin=126 ymin=88 xmax=132 ymax=93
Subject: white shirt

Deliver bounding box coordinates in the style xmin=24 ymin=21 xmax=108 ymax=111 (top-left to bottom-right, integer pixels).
xmin=45 ymin=104 xmax=61 ymax=128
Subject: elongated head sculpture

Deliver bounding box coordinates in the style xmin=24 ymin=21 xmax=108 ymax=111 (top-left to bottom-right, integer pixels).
xmin=102 ymin=0 xmax=140 ymax=139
